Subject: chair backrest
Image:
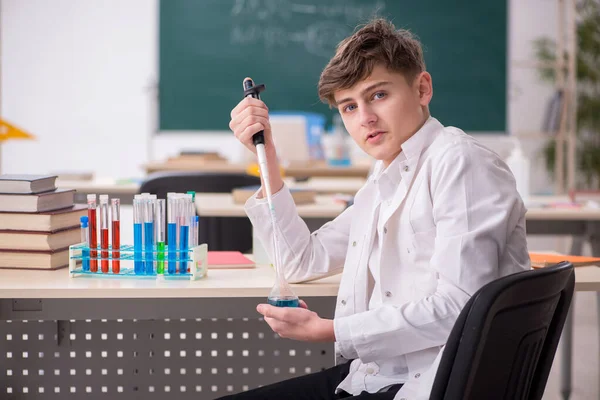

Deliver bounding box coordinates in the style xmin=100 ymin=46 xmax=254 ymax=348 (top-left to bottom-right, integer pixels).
xmin=429 ymin=261 xmax=575 ymax=400
xmin=139 ymin=171 xmax=261 ymax=198
xmin=139 ymin=172 xmax=261 ymax=252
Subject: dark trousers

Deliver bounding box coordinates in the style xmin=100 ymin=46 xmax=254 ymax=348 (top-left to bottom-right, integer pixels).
xmin=215 ymin=361 xmax=403 ymax=400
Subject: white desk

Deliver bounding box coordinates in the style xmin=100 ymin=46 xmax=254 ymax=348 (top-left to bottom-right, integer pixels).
xmin=0 ymin=259 xmax=597 ymax=399
xmin=0 ymin=264 xmax=340 ymax=299
xmin=288 ymin=177 xmax=366 ymax=195
xmin=56 ymin=177 xmax=366 ymax=206
xmin=57 ymin=178 xmax=141 ymax=204
xmin=196 ymin=193 xmax=347 ymax=219
xmin=56 ymin=178 xmax=141 ymax=195
xmin=196 ymin=193 xmax=600 ymax=220
xmin=0 ymin=264 xmax=338 ymax=398
xmin=0 ymin=263 xmax=596 ymax=297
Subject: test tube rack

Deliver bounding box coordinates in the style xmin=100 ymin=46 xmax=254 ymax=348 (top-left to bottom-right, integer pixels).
xmin=68 ymin=242 xmax=208 ymax=281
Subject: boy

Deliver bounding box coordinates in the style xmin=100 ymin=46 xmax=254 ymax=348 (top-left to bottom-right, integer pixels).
xmin=223 ymin=18 xmax=529 ymax=400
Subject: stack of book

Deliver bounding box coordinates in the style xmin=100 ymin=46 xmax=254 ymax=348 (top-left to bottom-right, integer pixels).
xmin=0 ymin=174 xmax=85 ymax=270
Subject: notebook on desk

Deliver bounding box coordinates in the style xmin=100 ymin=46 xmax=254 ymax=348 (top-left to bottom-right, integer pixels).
xmin=207 ymin=251 xmax=255 ymax=269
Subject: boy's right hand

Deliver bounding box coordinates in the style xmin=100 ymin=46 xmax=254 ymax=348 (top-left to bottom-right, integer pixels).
xmin=229 ymin=97 xmax=274 ymax=156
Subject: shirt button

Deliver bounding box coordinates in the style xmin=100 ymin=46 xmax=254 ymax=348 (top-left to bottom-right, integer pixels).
xmin=383 ymin=227 xmax=387 ymax=234
xmin=341 ymin=300 xmax=346 ymax=305
xmin=366 ymin=367 xmax=375 ymax=375
xmin=407 ymin=248 xmax=410 ymax=254
xmin=415 ymin=373 xmax=421 ymax=378
xmin=403 ymin=165 xmax=409 ymax=172
xmin=385 ymin=291 xmax=392 ymax=297
xmin=352 ymin=241 xmax=357 ymax=247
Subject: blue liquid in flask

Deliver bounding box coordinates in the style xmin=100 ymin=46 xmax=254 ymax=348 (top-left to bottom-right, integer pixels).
xmin=267 ymin=297 xmax=299 ymax=308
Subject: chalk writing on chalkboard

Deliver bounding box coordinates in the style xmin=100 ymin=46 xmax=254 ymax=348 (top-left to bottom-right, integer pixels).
xmin=230 ymin=0 xmax=386 ymax=57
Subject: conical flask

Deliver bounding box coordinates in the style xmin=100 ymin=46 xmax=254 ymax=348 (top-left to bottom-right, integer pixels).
xmin=267 ymin=224 xmax=299 ymax=308
xmin=267 ymin=265 xmax=299 ymax=307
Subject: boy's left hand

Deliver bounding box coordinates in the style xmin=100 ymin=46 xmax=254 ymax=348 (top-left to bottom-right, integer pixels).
xmin=256 ymin=300 xmax=335 ymax=342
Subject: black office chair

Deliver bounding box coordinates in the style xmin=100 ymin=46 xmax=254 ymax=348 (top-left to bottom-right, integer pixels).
xmin=429 ymin=261 xmax=575 ymax=400
xmin=139 ymin=171 xmax=261 ymax=252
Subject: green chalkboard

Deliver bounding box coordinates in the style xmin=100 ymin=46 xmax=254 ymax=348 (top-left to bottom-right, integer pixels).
xmin=159 ymin=0 xmax=507 ymax=132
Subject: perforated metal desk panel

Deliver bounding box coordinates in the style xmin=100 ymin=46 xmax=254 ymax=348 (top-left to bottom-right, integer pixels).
xmin=0 ymin=265 xmax=340 ymax=399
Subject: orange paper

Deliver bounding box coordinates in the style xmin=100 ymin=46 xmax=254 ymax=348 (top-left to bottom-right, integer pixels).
xmin=529 ymin=252 xmax=600 ymax=268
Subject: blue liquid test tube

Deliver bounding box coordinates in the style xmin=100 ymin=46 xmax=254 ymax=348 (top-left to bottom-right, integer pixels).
xmin=144 ymin=197 xmax=155 ymax=274
xmin=179 ymin=196 xmax=190 ymax=274
xmin=167 ymin=194 xmax=177 ymax=274
xmin=80 ymin=216 xmax=90 ymax=271
xmin=133 ymin=197 xmax=144 ymax=274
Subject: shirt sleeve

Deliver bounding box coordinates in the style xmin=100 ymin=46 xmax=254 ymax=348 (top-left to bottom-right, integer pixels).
xmin=245 ymin=184 xmax=355 ymax=283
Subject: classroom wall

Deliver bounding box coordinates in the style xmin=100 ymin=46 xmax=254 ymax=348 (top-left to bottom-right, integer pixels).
xmin=1 ymin=0 xmax=557 ymax=194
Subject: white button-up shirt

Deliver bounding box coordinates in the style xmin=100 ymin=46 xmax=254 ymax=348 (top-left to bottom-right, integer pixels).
xmin=245 ymin=117 xmax=530 ymax=400
xmin=337 ymin=153 xmax=410 ymax=395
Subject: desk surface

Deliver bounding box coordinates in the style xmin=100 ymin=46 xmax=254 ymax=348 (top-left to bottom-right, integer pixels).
xmin=195 ymin=193 xmax=600 ymax=221
xmin=0 ymin=262 xmax=597 ymax=299
xmin=290 ymin=177 xmax=366 ymax=195
xmin=57 ymin=177 xmax=367 ymax=197
xmin=144 ymin=161 xmax=371 ymax=178
xmin=0 ymin=264 xmax=341 ymax=299
xmin=57 ymin=178 xmax=141 ymax=195
xmin=196 ymin=193 xmax=347 ymax=218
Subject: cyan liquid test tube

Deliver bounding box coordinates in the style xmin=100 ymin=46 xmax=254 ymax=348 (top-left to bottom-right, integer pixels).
xmin=167 ymin=194 xmax=178 ymax=274
xmin=144 ymin=196 xmax=155 ymax=274
xmin=179 ymin=196 xmax=190 ymax=274
xmin=80 ymin=216 xmax=90 ymax=271
xmin=133 ymin=196 xmax=144 ymax=274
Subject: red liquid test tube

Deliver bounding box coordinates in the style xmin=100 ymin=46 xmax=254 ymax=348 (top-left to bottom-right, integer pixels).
xmin=99 ymin=195 xmax=110 ymax=273
xmin=111 ymin=198 xmax=121 ymax=273
xmin=87 ymin=194 xmax=98 ymax=272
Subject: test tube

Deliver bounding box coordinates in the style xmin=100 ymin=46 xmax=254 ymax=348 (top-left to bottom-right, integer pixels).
xmin=186 ymin=191 xmax=196 ymax=247
xmin=156 ymin=199 xmax=166 ymax=274
xmin=133 ymin=197 xmax=144 ymax=274
xmin=99 ymin=195 xmax=110 ymax=273
xmin=167 ymin=194 xmax=177 ymax=274
xmin=187 ymin=194 xmax=195 ymax=248
xmin=144 ymin=197 xmax=155 ymax=274
xmin=87 ymin=194 xmax=98 ymax=272
xmin=111 ymin=198 xmax=121 ymax=274
xmin=194 ymin=216 xmax=199 ymax=246
xmin=179 ymin=196 xmax=190 ymax=274
xmin=80 ymin=216 xmax=90 ymax=272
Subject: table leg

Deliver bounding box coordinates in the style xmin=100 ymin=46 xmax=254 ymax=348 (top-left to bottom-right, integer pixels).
xmin=590 ymin=224 xmax=600 ymax=400
xmin=560 ymin=236 xmax=584 ymax=400
xmin=561 ymin=303 xmax=574 ymax=400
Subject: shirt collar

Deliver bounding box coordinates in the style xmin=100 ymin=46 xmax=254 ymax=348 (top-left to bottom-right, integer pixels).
xmin=370 ymin=117 xmax=442 ymax=179
xmin=369 ymin=117 xmax=443 ymax=202
xmin=400 ymin=116 xmax=442 ymax=161
xmin=372 ymin=152 xmax=405 ymax=202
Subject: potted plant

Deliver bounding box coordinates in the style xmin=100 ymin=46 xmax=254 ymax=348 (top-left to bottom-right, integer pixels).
xmin=534 ymin=0 xmax=600 ymax=189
